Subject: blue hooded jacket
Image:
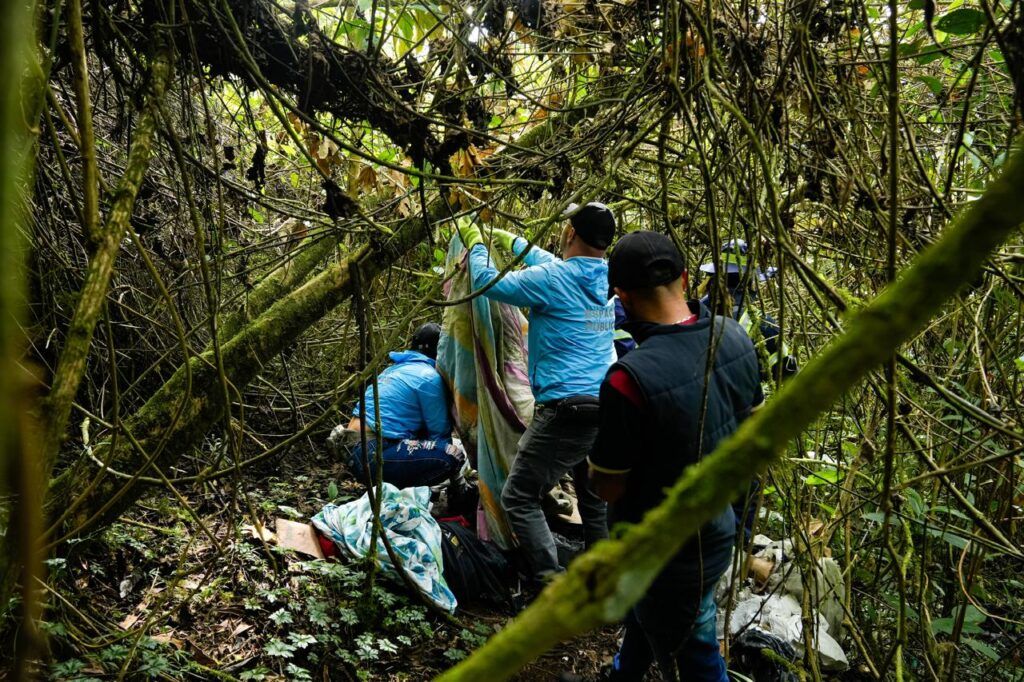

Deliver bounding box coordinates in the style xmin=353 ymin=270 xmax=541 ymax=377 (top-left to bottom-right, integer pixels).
xmin=469 ymin=237 xmax=615 ymax=403
xmin=352 ymin=351 xmax=452 ymax=440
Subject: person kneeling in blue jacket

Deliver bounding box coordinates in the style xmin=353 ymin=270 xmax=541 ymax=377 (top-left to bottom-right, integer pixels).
xmin=342 ymin=323 xmax=463 ymax=489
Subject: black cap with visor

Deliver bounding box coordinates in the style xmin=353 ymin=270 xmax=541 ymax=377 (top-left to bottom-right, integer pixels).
xmin=411 ymin=322 xmax=441 ymax=359
xmin=608 ymin=231 xmax=686 ymax=292
xmin=563 ymin=202 xmax=616 ymax=249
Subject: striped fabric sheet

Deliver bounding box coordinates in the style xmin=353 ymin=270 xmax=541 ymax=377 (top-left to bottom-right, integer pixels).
xmin=436 ymin=234 xmax=534 ymax=550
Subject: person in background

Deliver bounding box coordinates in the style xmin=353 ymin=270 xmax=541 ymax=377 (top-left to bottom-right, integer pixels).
xmin=340 ymin=322 xmax=463 ymax=489
xmin=459 ymin=202 xmax=616 ymax=585
xmin=589 ymin=231 xmax=763 ymax=682
xmin=700 ymin=238 xmax=796 ymax=538
xmin=612 ymin=296 xmax=636 ymax=359
xmin=699 ymin=238 xmax=798 ymax=382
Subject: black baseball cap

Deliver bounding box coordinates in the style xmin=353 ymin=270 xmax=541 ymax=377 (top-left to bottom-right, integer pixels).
xmin=411 ymin=322 xmax=441 ymax=359
xmin=608 ymin=231 xmax=686 ymax=291
xmin=563 ymin=202 xmax=616 ymax=249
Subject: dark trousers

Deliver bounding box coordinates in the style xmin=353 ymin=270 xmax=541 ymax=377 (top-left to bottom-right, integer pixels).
xmin=612 ymin=579 xmax=727 ymax=682
xmin=500 ymin=403 xmax=608 ymax=579
xmin=350 ymin=437 xmax=461 ymax=489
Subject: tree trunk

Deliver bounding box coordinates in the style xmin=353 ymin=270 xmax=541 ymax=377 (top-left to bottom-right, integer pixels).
xmin=0 ymin=0 xmax=46 ymax=673
xmin=45 ymin=202 xmax=437 ymax=535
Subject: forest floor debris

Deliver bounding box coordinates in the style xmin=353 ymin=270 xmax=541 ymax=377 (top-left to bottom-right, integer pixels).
xmin=39 ymin=453 xmax=621 ymax=680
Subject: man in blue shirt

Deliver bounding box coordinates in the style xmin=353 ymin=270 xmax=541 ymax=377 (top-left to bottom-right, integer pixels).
xmin=460 ymin=202 xmax=616 ymax=583
xmin=342 ymin=323 xmax=463 ymax=489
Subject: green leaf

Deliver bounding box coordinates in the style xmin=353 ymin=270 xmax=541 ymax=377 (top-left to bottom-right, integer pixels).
xmin=289 ymin=632 xmax=318 ymax=649
xmin=264 ymin=639 xmax=296 ymax=658
xmin=270 ymin=608 xmax=294 ymax=625
xmin=397 ymin=14 xmax=415 ymax=41
xmin=39 ymin=620 xmax=68 ymax=636
xmin=338 ymin=606 xmax=360 ymax=626
xmin=286 ymin=664 xmax=313 ymax=681
xmin=930 ymin=505 xmax=970 ymax=521
xmin=964 ymin=637 xmax=1000 ymax=661
xmin=805 ymin=468 xmax=843 ymax=486
xmin=935 ymin=8 xmax=987 ymax=35
xmin=932 ymin=617 xmax=983 ymax=635
xmin=927 ymin=527 xmax=970 ymax=549
xmin=327 ymin=481 xmax=339 ymax=499
xmin=1014 ymin=355 xmax=1024 ymax=371
xmin=862 ymin=511 xmax=897 ymax=524
xmin=914 ymin=75 xmax=943 ymax=96
xmin=964 ymin=605 xmax=986 ymax=624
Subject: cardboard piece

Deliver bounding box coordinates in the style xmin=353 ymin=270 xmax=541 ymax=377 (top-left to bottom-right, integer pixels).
xmin=274 ymin=518 xmax=326 ymax=559
xmin=243 ymin=522 xmax=275 ymax=543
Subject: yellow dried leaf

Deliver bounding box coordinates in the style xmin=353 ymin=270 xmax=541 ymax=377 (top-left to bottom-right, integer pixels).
xmin=357 ymin=165 xmax=378 ymax=192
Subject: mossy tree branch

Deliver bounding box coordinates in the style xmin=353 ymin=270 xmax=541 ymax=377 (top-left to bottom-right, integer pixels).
xmin=438 ymin=143 xmax=1024 ymax=681
xmin=38 ymin=44 xmax=173 ymax=485
xmin=215 ymin=233 xmax=342 ymax=343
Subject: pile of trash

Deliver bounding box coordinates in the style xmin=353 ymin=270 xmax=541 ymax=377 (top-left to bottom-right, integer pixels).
xmin=718 ymin=532 xmax=850 ymax=677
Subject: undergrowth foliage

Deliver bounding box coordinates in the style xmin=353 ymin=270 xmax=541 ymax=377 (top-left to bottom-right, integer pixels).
xmin=38 ymin=471 xmax=497 ymax=680
xmin=0 ymin=0 xmax=1021 ymax=677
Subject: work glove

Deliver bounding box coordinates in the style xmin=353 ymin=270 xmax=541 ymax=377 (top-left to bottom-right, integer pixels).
xmin=489 ymin=228 xmax=520 ymax=253
xmin=458 ymin=221 xmax=483 ymax=249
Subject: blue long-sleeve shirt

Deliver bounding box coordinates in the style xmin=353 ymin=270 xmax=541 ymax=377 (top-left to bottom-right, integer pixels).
xmin=352 ymin=351 xmax=452 ymax=440
xmin=468 ymin=237 xmax=615 ymax=403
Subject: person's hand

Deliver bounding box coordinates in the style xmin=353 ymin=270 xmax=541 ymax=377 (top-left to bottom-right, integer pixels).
xmin=490 ymin=228 xmax=519 ymax=252
xmin=458 ymin=221 xmax=483 ymax=248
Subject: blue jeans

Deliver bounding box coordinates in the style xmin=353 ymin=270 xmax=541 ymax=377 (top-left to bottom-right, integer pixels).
xmin=349 ymin=437 xmax=461 ymax=489
xmin=612 ymin=582 xmax=727 ymax=681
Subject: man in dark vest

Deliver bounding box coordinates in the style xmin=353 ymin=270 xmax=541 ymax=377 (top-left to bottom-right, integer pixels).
xmin=589 ymin=231 xmax=764 ymax=681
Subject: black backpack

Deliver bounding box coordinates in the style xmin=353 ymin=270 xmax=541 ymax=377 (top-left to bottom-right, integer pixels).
xmin=439 ymin=521 xmax=515 ymax=609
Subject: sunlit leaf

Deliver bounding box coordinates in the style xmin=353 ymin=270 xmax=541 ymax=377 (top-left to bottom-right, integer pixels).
xmin=805 ymin=468 xmax=843 ymax=485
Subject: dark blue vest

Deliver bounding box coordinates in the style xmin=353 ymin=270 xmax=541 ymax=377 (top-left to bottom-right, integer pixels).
xmin=613 ymin=303 xmax=762 ymax=587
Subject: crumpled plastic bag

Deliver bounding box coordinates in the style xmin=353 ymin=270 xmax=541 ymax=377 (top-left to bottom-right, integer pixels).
xmin=718 ymin=534 xmax=850 ymax=671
